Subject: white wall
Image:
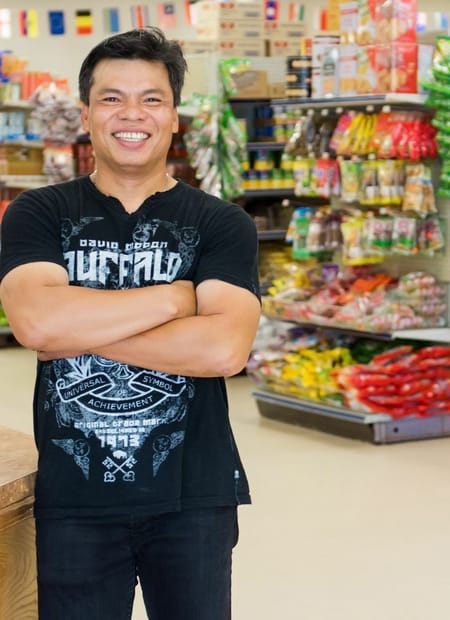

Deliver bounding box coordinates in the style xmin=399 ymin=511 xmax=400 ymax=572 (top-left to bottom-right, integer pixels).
xmin=2 ymin=0 xmax=449 ymax=99
xmin=0 ymin=0 xmax=197 ymax=98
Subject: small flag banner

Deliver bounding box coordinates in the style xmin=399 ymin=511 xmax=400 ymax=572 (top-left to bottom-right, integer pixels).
xmin=19 ymin=9 xmax=39 ymax=37
xmin=0 ymin=8 xmax=11 ymax=38
xmin=158 ymin=3 xmax=176 ymax=29
xmin=76 ymin=10 xmax=93 ymax=35
xmin=48 ymin=10 xmax=65 ymax=35
xmin=131 ymin=5 xmax=150 ymax=29
xmin=265 ymin=0 xmax=279 ymax=21
xmin=185 ymin=1 xmax=198 ymax=26
xmin=103 ymin=7 xmax=120 ymax=33
xmin=288 ymin=2 xmax=305 ymax=21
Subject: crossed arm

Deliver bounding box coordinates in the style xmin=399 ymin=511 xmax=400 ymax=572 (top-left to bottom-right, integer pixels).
xmin=0 ymin=261 xmax=261 ymax=377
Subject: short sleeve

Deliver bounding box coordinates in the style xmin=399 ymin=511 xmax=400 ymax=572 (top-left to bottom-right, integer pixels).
xmin=0 ymin=189 xmax=66 ymax=281
xmin=193 ymin=202 xmax=260 ymax=300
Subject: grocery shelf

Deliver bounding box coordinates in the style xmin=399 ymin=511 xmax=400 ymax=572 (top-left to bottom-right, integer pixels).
xmin=257 ymin=229 xmax=288 ymax=241
xmin=253 ymin=389 xmax=450 ymax=444
xmin=0 ymin=100 xmax=34 ymax=110
xmin=247 ymin=141 xmax=286 ymax=151
xmin=1 ymin=139 xmax=44 ymax=148
xmin=230 ymin=93 xmax=429 ymax=111
xmin=391 ymin=328 xmax=450 ymax=343
xmin=0 ymin=174 xmax=48 ymax=189
xmin=242 ymin=188 xmax=295 ymax=198
xmin=262 ymin=312 xmax=450 ymax=343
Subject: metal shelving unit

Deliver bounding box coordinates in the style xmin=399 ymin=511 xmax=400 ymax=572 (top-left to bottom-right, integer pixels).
xmin=254 ymin=389 xmax=450 ymax=444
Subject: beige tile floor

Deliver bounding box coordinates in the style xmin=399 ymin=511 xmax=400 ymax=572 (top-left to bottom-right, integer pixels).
xmin=3 ymin=345 xmax=450 ymax=619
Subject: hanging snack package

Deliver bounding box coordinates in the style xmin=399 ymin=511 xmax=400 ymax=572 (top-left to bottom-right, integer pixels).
xmin=391 ymin=216 xmax=418 ymax=254
xmin=339 ymin=158 xmax=362 ymax=202
xmin=363 ymin=214 xmax=393 ymax=255
xmin=359 ymin=159 xmax=380 ymax=204
xmin=377 ymin=159 xmax=402 ymax=204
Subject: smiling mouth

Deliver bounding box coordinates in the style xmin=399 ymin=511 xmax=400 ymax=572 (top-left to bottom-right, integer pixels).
xmin=113 ymin=131 xmax=150 ymax=142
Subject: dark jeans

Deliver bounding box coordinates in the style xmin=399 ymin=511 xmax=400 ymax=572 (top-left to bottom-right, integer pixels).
xmin=36 ymin=506 xmax=239 ymax=620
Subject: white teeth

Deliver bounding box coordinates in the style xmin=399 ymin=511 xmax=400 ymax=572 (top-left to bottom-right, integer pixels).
xmin=113 ymin=132 xmax=149 ymax=141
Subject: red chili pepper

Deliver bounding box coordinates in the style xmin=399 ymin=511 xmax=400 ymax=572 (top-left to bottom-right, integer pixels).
xmin=416 ymin=346 xmax=450 ymax=360
xmin=416 ymin=357 xmax=450 ymax=371
xmin=371 ymin=345 xmax=413 ymax=366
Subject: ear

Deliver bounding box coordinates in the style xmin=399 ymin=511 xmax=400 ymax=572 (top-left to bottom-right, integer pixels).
xmin=172 ymin=108 xmax=179 ymax=134
xmin=80 ymin=104 xmax=90 ymax=134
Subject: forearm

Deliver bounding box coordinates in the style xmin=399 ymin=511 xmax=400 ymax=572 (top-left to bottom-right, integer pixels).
xmin=2 ymin=277 xmax=194 ymax=352
xmin=90 ymin=313 xmax=256 ymax=378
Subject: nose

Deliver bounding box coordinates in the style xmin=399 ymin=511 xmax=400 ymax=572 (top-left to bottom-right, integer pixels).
xmin=118 ymin=99 xmax=146 ymax=120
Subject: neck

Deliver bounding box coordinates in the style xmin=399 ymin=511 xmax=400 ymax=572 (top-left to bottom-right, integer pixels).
xmin=90 ymin=169 xmax=174 ymax=212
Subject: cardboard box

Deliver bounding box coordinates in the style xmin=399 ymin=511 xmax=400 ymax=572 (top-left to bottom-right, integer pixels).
xmin=178 ymin=39 xmax=218 ymax=54
xmin=265 ymin=21 xmax=306 ymax=39
xmin=268 ymin=83 xmax=287 ymax=98
xmin=196 ymin=1 xmax=264 ymax=21
xmin=217 ymin=39 xmax=266 ymax=57
xmin=231 ymin=70 xmax=269 ymax=98
xmin=374 ymin=0 xmax=417 ymax=44
xmin=2 ymin=143 xmax=43 ymax=175
xmin=196 ymin=19 xmax=264 ymax=40
xmin=268 ymin=40 xmax=302 ymax=57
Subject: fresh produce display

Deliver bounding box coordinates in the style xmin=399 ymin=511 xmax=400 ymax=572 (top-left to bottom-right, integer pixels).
xmin=247 ymin=325 xmax=357 ymax=404
xmin=336 ymin=345 xmax=450 ymax=418
xmin=263 ymin=264 xmax=447 ymax=332
xmin=248 ymin=320 xmax=450 ymax=420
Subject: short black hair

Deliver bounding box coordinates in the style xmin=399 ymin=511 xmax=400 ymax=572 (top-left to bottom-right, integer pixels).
xmin=78 ymin=27 xmax=187 ymax=107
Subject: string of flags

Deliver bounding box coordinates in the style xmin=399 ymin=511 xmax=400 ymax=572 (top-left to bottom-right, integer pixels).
xmin=0 ymin=4 xmax=181 ymax=38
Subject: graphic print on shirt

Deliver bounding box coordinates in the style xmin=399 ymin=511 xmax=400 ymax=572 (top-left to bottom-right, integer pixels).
xmin=45 ymin=215 xmax=200 ymax=483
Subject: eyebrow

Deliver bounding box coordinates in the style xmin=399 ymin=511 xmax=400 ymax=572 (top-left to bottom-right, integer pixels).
xmin=98 ymin=88 xmax=166 ymax=97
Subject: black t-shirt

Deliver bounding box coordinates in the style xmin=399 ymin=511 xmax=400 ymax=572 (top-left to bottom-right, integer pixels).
xmin=0 ymin=177 xmax=260 ymax=519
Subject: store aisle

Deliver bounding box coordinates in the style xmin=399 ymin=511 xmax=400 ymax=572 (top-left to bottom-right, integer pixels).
xmin=2 ymin=345 xmax=450 ymax=620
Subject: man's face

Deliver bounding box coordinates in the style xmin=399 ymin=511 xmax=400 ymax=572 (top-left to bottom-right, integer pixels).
xmin=80 ymin=58 xmax=179 ymax=174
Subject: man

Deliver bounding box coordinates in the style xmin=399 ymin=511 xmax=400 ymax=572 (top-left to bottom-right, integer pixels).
xmin=0 ymin=28 xmax=261 ymax=620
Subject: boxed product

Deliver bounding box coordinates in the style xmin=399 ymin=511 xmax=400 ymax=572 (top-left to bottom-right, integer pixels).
xmin=311 ymin=35 xmax=340 ymax=98
xmin=356 ymin=0 xmax=377 ymax=44
xmin=196 ymin=19 xmax=264 ymax=40
xmin=339 ymin=44 xmax=358 ymax=95
xmin=356 ymin=45 xmax=377 ymax=93
xmin=340 ymin=1 xmax=359 ymax=44
xmin=195 ymin=1 xmax=264 ymax=21
xmin=217 ymin=39 xmax=266 ymax=57
xmin=373 ymin=43 xmax=418 ymax=93
xmin=374 ymin=0 xmax=417 ymax=44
